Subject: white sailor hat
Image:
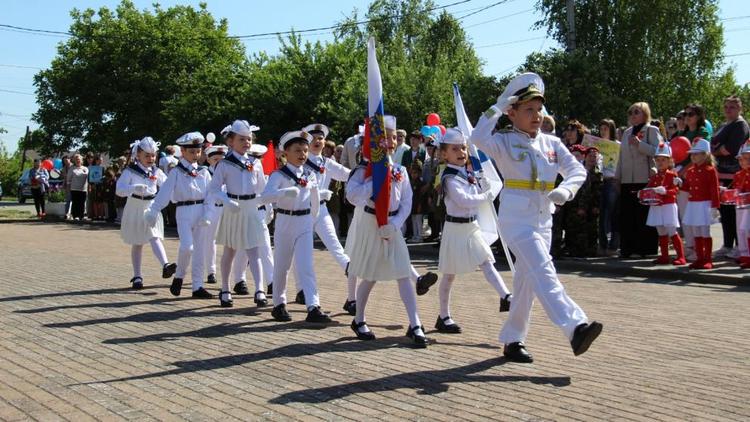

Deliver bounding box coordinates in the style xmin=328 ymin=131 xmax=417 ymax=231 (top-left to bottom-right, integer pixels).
xmin=130 ymin=136 xmax=160 ymax=158
xmin=302 ymin=123 xmax=329 ymax=138
xmin=383 ymin=115 xmax=397 ymax=131
xmin=737 ymin=139 xmax=750 ymax=158
xmin=228 ymin=120 xmax=260 ymax=137
xmin=249 ymin=143 xmax=268 ymax=158
xmin=498 ymin=72 xmax=545 ymax=113
xmin=688 ymin=138 xmax=711 ymax=154
xmin=654 ymin=142 xmax=672 ymax=158
xmin=206 ymin=145 xmax=228 ymax=158
xmin=220 ymin=125 xmax=232 ymax=138
xmin=439 ymin=128 xmax=467 ymax=146
xmin=176 ymin=131 xmax=205 ymax=148
xmin=279 ymin=130 xmax=313 ymax=150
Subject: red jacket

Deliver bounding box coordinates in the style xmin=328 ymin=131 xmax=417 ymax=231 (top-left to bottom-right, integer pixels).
xmin=647 ymin=169 xmax=679 ymax=204
xmin=681 ymin=162 xmax=720 ymax=208
xmin=732 ymin=168 xmax=750 ymax=193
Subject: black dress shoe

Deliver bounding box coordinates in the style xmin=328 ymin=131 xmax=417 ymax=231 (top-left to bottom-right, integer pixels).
xmin=351 ymin=319 xmax=375 ymax=340
xmin=503 ymin=342 xmax=533 ymax=363
xmin=406 ymin=325 xmax=428 ymax=348
xmin=233 ymin=281 xmax=250 ymax=295
xmin=219 ymin=291 xmax=233 ymax=308
xmin=266 ymin=283 xmax=273 ymax=295
xmin=162 ymin=263 xmax=177 ymax=279
xmin=170 ymin=278 xmax=183 ymax=296
xmin=570 ymin=321 xmax=603 ymax=356
xmin=130 ymin=276 xmax=143 ymax=290
xmin=500 ymin=294 xmax=512 ymax=313
xmin=206 ymin=273 xmax=217 ymax=284
xmin=305 ymin=306 xmax=332 ymax=323
xmin=271 ymin=304 xmax=292 ymax=321
xmin=192 ymin=287 xmax=214 ymax=299
xmin=254 ymin=290 xmax=268 ymax=307
xmin=295 ymin=290 xmax=306 ymax=305
xmin=342 ymin=300 xmax=356 ymax=316
xmin=434 ymin=316 xmax=461 ymax=333
xmin=416 ymin=272 xmax=438 ymax=296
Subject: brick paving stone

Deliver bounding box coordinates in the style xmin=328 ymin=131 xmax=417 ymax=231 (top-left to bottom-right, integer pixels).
xmin=0 ymin=222 xmax=748 ymax=421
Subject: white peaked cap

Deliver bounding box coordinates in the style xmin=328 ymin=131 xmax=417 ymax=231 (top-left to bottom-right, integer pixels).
xmin=498 ymin=72 xmax=545 ymax=113
xmin=175 ymin=131 xmax=205 ymax=147
xmin=249 ymin=143 xmax=268 ymax=157
xmin=383 ymin=115 xmax=397 ymax=131
xmin=206 ymin=145 xmax=228 ymax=157
xmin=130 ymin=136 xmax=160 ymax=159
xmin=737 ymin=140 xmax=750 ymax=158
xmin=439 ymin=128 xmax=467 ymax=145
xmin=302 ymin=123 xmax=330 ymax=138
xmin=688 ymin=138 xmax=711 ymax=154
xmin=229 ymin=120 xmax=260 ymax=137
xmin=654 ymin=142 xmax=672 ymax=158
xmin=279 ymin=130 xmax=313 ymax=150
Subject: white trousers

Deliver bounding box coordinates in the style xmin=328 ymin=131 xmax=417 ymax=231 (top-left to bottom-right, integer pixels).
xmin=272 ymin=214 xmax=319 ymax=308
xmin=234 ymin=223 xmax=274 ymax=292
xmin=205 ymin=205 xmax=223 ymax=276
xmin=175 ymin=204 xmax=208 ymax=291
xmin=292 ymin=204 xmax=349 ymax=289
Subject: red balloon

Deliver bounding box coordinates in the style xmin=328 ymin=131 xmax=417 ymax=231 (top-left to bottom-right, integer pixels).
xmin=41 ymin=159 xmax=54 ymax=171
xmin=438 ymin=124 xmax=446 ymax=136
xmin=426 ymin=113 xmax=441 ymax=126
xmin=670 ymin=136 xmax=691 ymax=163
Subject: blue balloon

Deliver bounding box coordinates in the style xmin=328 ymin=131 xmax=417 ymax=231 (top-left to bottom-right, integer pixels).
xmin=420 ymin=125 xmax=432 ymax=137
xmin=429 ymin=125 xmax=442 ymax=139
xmin=53 ymin=158 xmax=63 ymax=169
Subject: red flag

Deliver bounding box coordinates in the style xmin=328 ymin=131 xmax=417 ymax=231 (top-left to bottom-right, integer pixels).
xmin=262 ymin=140 xmax=277 ymax=176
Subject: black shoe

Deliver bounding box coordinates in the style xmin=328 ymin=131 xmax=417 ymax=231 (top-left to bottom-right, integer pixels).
xmin=306 ymin=306 xmax=332 ymax=323
xmin=570 ymin=321 xmax=603 ymax=356
xmin=415 ymin=272 xmax=438 ymax=296
xmin=434 ymin=316 xmax=462 ymax=333
xmin=192 ymin=287 xmax=214 ymax=299
xmin=206 ymin=273 xmax=217 ymax=284
xmin=233 ymin=281 xmax=250 ymax=295
xmin=406 ymin=325 xmax=428 ymax=348
xmin=344 ymin=262 xmax=349 ymax=277
xmin=271 ymin=304 xmax=292 ymax=321
xmin=254 ymin=290 xmax=268 ymax=307
xmin=295 ymin=290 xmax=306 ymax=305
xmin=351 ymin=319 xmax=375 ymax=340
xmin=161 ymin=263 xmax=176 ymax=279
xmin=130 ymin=276 xmax=143 ymax=290
xmin=342 ymin=299 xmax=356 ymax=316
xmin=267 ymin=283 xmax=273 ymax=296
xmin=169 ymin=278 xmax=183 ymax=296
xmin=503 ymin=342 xmax=533 ymax=363
xmin=500 ymin=294 xmax=512 ymax=313
xmin=219 ymin=291 xmax=233 ymax=308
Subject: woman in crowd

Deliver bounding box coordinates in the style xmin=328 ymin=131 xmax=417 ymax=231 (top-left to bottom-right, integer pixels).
xmin=67 ymin=154 xmax=89 ymax=221
xmin=598 ymin=118 xmax=620 ymax=256
xmin=28 ymin=159 xmax=49 ymax=218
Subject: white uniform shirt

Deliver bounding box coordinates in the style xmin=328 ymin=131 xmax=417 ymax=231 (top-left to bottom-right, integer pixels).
xmin=442 ymin=164 xmax=485 ymax=218
xmin=208 ymin=150 xmax=266 ymax=202
xmin=346 ymin=162 xmax=412 ymax=229
xmin=304 ymin=152 xmax=350 ymax=191
xmin=150 ymin=158 xmax=211 ymax=213
xmin=115 ymin=162 xmax=167 ymax=197
xmin=262 ymin=163 xmax=319 ymax=212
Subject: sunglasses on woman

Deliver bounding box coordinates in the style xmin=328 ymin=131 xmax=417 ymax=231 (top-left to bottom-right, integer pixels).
xmin=685 ymin=112 xmax=696 ymax=117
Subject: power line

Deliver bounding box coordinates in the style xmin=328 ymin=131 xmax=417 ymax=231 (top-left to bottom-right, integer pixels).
xmin=475 ymin=36 xmax=545 ymax=49
xmin=725 ymin=51 xmax=750 ymax=58
xmin=463 ymin=8 xmax=533 ymax=29
xmin=721 ymin=15 xmax=750 ymax=21
xmin=0 ymin=63 xmax=43 ymax=70
xmin=456 ymin=0 xmax=513 ymax=20
xmin=0 ymin=88 xmax=34 ymax=96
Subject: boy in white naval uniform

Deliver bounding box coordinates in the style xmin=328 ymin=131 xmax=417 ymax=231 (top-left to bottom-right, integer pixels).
xmin=260 ymin=130 xmax=332 ymax=323
xmin=145 ymin=132 xmax=214 ymax=299
xmin=203 ymin=144 xmax=228 ymax=286
xmin=469 ymin=73 xmax=603 ymax=363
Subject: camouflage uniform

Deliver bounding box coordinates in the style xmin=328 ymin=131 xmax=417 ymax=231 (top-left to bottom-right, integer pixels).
xmin=564 ymin=168 xmax=603 ymax=257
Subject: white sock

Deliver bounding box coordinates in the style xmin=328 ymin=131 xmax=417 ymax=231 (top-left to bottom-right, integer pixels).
xmin=246 ymin=247 xmax=263 ymax=293
xmin=397 ymin=277 xmax=421 ymax=329
xmin=354 ymin=280 xmax=376 ymax=331
xmin=438 ymin=274 xmax=455 ymax=320
xmin=346 ymin=272 xmax=357 ymax=301
xmin=131 ymin=245 xmax=143 ymax=278
xmin=409 ymin=265 xmax=419 ymax=282
xmin=220 ymin=247 xmax=236 ymax=292
xmin=479 ymin=261 xmax=511 ymax=297
xmin=149 ymin=238 xmax=168 ymax=267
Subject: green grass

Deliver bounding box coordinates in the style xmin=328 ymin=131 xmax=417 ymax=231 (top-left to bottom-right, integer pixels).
xmin=0 ymin=209 xmax=35 ymax=220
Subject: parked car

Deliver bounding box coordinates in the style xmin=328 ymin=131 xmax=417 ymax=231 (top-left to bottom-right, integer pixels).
xmin=17 ymin=168 xmax=63 ymax=204
xmin=0 ymin=180 xmax=3 ymax=201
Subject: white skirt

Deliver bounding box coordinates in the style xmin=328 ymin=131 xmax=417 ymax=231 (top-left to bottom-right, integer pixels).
xmin=737 ymin=208 xmax=750 ymax=231
xmin=346 ymin=211 xmax=412 ymax=281
xmin=215 ymin=200 xmax=264 ymax=250
xmin=344 ymin=206 xmax=364 ymax=256
xmin=646 ymin=203 xmax=680 ymax=228
xmin=121 ymin=197 xmax=163 ymax=245
xmin=439 ymin=221 xmax=494 ymax=274
xmin=682 ymin=200 xmax=712 ymax=226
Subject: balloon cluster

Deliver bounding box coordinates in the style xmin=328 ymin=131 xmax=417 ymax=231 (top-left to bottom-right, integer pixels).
xmin=420 ymin=113 xmax=446 ymax=141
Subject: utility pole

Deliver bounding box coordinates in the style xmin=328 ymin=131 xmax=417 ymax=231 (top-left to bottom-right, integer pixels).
xmin=565 ymin=0 xmax=576 ymax=52
xmin=20 ymin=126 xmax=30 ymax=170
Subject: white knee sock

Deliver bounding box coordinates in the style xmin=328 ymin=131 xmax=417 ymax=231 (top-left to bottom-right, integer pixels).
xmin=149 ymin=238 xmax=168 ymax=267
xmin=397 ymin=277 xmax=422 ymax=331
xmin=354 ymin=280 xmax=376 ymax=332
xmin=409 ymin=265 xmax=419 ymax=282
xmin=480 ymin=261 xmax=511 ymax=297
xmin=131 ymin=245 xmax=143 ymax=278
xmin=347 ymin=273 xmax=357 ymax=301
xmin=246 ymin=247 xmax=263 ymax=293
xmin=438 ymin=274 xmax=455 ymax=324
xmin=220 ymin=247 xmax=236 ymax=293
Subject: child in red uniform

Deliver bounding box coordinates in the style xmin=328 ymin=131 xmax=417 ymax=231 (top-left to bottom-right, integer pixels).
xmin=732 ymin=140 xmax=750 ymax=268
xmin=646 ymin=143 xmax=686 ymax=265
xmin=680 ymin=138 xmax=721 ymax=269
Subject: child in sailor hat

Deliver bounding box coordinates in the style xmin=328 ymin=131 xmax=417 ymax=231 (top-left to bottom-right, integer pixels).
xmin=646 ymin=143 xmax=686 ymax=265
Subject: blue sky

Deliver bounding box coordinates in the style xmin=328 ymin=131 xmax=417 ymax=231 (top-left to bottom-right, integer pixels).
xmin=1 ymin=0 xmax=749 ymax=152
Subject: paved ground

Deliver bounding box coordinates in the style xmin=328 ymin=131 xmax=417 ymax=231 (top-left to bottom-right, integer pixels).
xmin=0 ymin=222 xmax=748 ymax=421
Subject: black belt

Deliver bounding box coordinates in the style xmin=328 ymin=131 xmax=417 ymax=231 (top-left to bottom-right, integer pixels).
xmin=275 ymin=208 xmax=310 ymax=216
xmin=259 ymin=206 xmax=266 ymax=211
xmin=320 ymin=200 xmax=327 ymax=205
xmin=215 ymin=203 xmax=223 ymax=207
xmin=364 ymin=206 xmax=398 ymax=217
xmin=227 ymin=193 xmax=256 ymax=200
xmin=131 ymin=194 xmax=155 ymax=200
xmin=445 ymin=215 xmax=476 ymax=223
xmin=175 ymin=199 xmax=204 ymax=207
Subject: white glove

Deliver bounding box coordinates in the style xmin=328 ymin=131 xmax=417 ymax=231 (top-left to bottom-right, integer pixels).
xmin=144 ymin=209 xmax=158 ymax=227
xmin=653 ymin=186 xmax=667 ymax=195
xmin=264 ymin=207 xmax=274 ymax=225
xmin=483 ymin=190 xmax=495 ymax=201
xmin=319 ymin=189 xmax=333 ymax=201
xmin=673 ymin=177 xmax=682 ymax=187
xmin=496 ymin=95 xmax=518 ymax=113
xmin=133 ymin=184 xmax=148 ymax=195
xmin=480 ymin=180 xmax=492 ymax=193
xmin=547 ymin=187 xmax=572 ymax=206
xmin=226 ymin=200 xmax=241 ymax=213
xmin=283 ymin=187 xmax=300 ymax=198
xmin=198 ymin=213 xmax=211 ymax=227
xmin=711 ymin=208 xmax=721 ymax=222
xmin=377 ymin=224 xmax=398 ymax=240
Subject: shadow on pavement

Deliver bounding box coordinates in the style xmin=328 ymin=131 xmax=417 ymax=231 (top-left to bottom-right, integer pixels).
xmin=0 ymin=285 xmax=161 ymax=303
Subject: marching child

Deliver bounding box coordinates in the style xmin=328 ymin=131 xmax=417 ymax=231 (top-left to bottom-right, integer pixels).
xmin=432 ymin=129 xmax=513 ymax=334
xmin=207 ymin=120 xmax=267 ymax=307
xmin=346 ymin=115 xmax=429 ymax=347
xmin=260 ymin=130 xmax=332 ymax=323
xmin=681 ymin=138 xmax=721 ymax=270
xmin=203 ymin=144 xmax=228 ymax=285
xmin=145 ymin=132 xmax=213 ymax=299
xmin=734 ymin=140 xmax=750 ymax=268
xmin=646 ymin=143 xmax=686 ymax=265
xmin=115 ymin=136 xmax=176 ymax=289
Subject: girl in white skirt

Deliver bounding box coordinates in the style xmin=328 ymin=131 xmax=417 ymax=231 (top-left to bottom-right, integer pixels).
xmin=732 ymin=141 xmax=750 ymax=268
xmin=345 ymin=115 xmax=428 ymax=347
xmin=115 ymin=137 xmax=175 ymax=289
xmin=207 ymin=120 xmax=267 ymax=307
xmin=680 ymin=138 xmax=721 ymax=270
xmin=646 ymin=143 xmax=686 ymax=265
xmin=433 ymin=129 xmax=513 ymax=334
